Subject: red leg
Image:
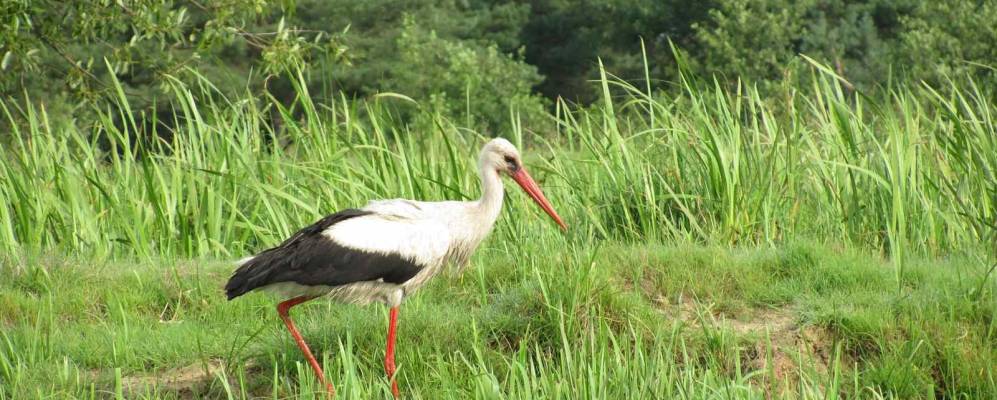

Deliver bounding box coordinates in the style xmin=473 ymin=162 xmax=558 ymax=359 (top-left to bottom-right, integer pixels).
xmin=385 ymin=306 xmax=400 ymax=398
xmin=277 ymin=296 xmax=335 ymax=396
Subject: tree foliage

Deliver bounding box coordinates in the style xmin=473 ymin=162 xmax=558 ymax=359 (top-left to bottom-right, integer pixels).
xmin=1 ymin=0 xmax=340 ymax=121
xmin=898 ymin=0 xmax=997 ymax=83
xmin=290 ymin=0 xmax=543 ymax=132
xmin=1 ymin=0 xmax=993 ymax=132
xmin=691 ymin=0 xmax=995 ymax=92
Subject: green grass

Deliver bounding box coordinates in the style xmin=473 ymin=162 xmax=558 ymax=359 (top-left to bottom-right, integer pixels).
xmin=1 ymin=243 xmax=993 ymax=399
xmin=0 ymin=65 xmax=994 ymax=260
xmin=1 ymin=62 xmax=995 ymax=398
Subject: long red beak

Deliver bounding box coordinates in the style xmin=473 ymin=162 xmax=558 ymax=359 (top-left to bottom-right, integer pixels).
xmin=510 ymin=168 xmax=567 ymax=231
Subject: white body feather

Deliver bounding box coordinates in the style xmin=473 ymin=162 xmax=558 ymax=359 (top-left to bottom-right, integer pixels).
xmin=253 ymin=139 xmax=515 ymax=307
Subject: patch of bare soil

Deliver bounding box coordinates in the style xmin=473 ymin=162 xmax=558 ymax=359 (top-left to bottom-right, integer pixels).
xmin=94 ymin=358 xmax=253 ymax=399
xmin=126 ymin=359 xmax=222 ymax=395
xmin=742 ymin=312 xmax=836 ymax=398
xmin=648 ymin=291 xmax=838 ymax=398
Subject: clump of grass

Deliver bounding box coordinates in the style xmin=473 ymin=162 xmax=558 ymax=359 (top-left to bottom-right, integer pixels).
xmin=1 ymin=243 xmax=993 ymax=398
xmin=1 ymin=62 xmax=994 ymax=261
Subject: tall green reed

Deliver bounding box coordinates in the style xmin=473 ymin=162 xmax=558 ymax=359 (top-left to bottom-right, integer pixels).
xmin=0 ymin=62 xmax=993 ymax=262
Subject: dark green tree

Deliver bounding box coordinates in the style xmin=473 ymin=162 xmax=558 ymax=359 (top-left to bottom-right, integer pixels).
xmin=291 ymin=0 xmax=543 ymax=133
xmin=691 ymin=0 xmax=993 ymax=92
xmin=0 ymin=0 xmax=341 ymax=129
xmin=898 ymin=0 xmax=997 ymax=85
xmin=519 ymin=0 xmax=715 ymax=102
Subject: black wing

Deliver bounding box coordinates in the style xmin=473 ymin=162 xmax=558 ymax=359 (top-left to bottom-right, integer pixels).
xmin=224 ymin=208 xmax=422 ymax=300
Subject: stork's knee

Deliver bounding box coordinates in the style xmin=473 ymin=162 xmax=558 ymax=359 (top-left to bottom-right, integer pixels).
xmin=384 ymin=288 xmax=404 ymax=308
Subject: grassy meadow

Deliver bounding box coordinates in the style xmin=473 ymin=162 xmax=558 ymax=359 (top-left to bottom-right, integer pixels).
xmin=1 ymin=66 xmax=995 ymax=398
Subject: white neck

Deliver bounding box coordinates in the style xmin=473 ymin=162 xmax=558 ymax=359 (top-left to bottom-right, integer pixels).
xmin=473 ymin=162 xmax=504 ymax=229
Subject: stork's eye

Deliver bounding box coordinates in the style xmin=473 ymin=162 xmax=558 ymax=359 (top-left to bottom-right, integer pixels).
xmin=503 ymin=155 xmax=519 ymax=171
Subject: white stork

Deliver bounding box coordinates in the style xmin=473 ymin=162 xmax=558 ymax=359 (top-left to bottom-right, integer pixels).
xmin=224 ymin=138 xmax=566 ymax=397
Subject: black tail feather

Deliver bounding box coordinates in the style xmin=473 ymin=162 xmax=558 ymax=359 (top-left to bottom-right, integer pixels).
xmin=224 ymin=209 xmax=372 ymax=300
xmin=224 ymin=259 xmax=261 ymax=300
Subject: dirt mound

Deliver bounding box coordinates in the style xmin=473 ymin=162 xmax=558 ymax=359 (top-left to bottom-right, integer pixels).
xmin=649 ymin=293 xmax=838 ymax=398
xmin=90 ymin=358 xmax=255 ymax=399
xmin=122 ymin=359 xmax=224 ymax=396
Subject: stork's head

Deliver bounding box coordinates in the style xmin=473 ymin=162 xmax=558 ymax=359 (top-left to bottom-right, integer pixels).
xmin=480 ymin=138 xmax=567 ymax=231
